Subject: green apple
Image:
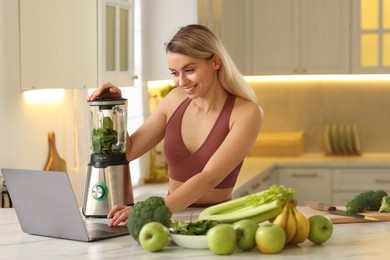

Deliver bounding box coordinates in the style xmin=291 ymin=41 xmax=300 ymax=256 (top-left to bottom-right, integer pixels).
xmin=255 ymin=223 xmax=285 ymax=254
xmin=207 ymin=224 xmax=237 ymax=255
xmin=308 ymin=215 xmax=333 ymax=244
xmin=233 ymin=219 xmax=258 ymax=250
xmin=138 ymin=222 xmax=169 ymax=252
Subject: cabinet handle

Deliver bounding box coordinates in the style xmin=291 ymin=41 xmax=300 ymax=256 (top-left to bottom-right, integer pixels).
xmin=291 ymin=173 xmax=318 ymax=178
xmin=241 ymin=192 xmax=250 ymax=197
xmin=262 ymin=176 xmax=270 ymax=182
xmin=251 ymin=183 xmax=260 ymax=190
xmin=375 ymin=179 xmax=390 ymax=184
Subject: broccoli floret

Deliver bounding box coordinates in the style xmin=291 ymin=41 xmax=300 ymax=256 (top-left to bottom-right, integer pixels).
xmin=379 ymin=196 xmax=390 ymax=213
xmin=346 ymin=192 xmax=368 ymax=213
xmin=367 ymin=190 xmax=388 ymax=211
xmin=127 ymin=196 xmax=172 ymax=242
xmin=346 ymin=190 xmax=388 ymax=213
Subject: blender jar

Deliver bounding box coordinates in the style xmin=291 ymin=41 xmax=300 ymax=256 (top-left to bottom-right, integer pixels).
xmin=88 ymin=98 xmax=128 ymax=165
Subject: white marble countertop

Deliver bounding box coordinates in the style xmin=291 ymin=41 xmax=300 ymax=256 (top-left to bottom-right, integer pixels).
xmin=2 ymin=207 xmax=390 ymax=259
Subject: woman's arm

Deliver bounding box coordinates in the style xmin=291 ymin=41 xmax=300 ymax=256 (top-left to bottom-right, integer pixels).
xmin=125 ymin=88 xmax=185 ymax=161
xmin=165 ymin=98 xmax=264 ymax=212
xmin=88 ymin=82 xmax=178 ymax=161
xmin=125 ymin=108 xmax=167 ymax=161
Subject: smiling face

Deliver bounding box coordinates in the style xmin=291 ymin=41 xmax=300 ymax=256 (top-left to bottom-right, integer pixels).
xmin=167 ymin=51 xmax=221 ymax=99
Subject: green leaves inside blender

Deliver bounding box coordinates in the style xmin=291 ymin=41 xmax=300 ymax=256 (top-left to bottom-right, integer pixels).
xmin=92 ymin=116 xmax=119 ymax=154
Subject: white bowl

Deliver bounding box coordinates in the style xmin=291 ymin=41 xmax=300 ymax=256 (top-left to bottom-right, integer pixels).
xmin=170 ymin=234 xmax=208 ymax=249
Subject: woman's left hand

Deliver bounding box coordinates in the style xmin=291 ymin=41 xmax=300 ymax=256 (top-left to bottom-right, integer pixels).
xmin=107 ymin=205 xmax=132 ymax=227
xmin=88 ymin=82 xmax=122 ymax=101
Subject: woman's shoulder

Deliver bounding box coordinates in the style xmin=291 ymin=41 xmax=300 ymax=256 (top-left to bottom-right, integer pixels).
xmin=162 ymin=87 xmax=187 ymax=105
xmin=233 ymin=96 xmax=263 ymax=115
xmin=231 ymin=95 xmax=264 ymax=124
xmin=167 ymin=87 xmax=186 ymax=99
xmin=155 ymin=87 xmax=187 ymax=115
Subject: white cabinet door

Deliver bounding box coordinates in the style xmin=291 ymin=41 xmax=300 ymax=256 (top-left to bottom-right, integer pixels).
xmin=19 ymin=0 xmax=98 ymax=90
xmin=101 ymin=0 xmax=134 ymax=86
xmin=251 ymin=0 xmax=299 ymax=75
xmin=141 ymin=0 xmax=198 ymax=81
xmin=333 ymin=168 xmax=390 ymax=191
xmin=300 ymin=0 xmax=350 ymax=74
xmin=332 ymin=167 xmax=390 ymax=205
xmin=278 ymin=167 xmax=332 ymax=205
xmin=19 ymin=0 xmax=134 ymax=90
xmin=250 ymin=0 xmax=349 ymax=75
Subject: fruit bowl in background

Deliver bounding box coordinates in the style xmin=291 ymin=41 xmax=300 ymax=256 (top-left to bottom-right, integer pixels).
xmin=170 ymin=234 xmax=208 ymax=249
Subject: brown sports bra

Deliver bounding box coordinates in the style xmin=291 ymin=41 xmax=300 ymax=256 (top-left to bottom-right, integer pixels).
xmin=164 ymin=94 xmax=243 ymax=189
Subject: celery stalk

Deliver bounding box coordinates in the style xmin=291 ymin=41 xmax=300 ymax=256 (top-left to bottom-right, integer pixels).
xmin=199 ymin=189 xmax=270 ymax=217
xmin=198 ymin=184 xmax=294 ymax=223
xmin=198 ymin=200 xmax=282 ymax=223
xmin=247 ymin=207 xmax=283 ymax=223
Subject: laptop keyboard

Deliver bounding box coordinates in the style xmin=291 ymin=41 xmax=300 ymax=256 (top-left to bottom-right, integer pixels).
xmin=84 ymin=221 xmax=129 ymax=239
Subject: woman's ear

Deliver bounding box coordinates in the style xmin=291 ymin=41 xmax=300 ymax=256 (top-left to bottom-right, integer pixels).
xmin=212 ymin=55 xmax=222 ymax=70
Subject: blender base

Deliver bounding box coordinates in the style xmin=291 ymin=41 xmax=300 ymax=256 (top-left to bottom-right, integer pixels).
xmin=82 ymin=164 xmax=134 ymax=218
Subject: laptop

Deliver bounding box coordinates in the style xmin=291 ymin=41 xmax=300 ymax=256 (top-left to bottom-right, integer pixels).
xmin=1 ymin=168 xmax=129 ymax=242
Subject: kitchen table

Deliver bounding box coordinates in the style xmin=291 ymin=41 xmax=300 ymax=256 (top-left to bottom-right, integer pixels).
xmin=2 ymin=207 xmax=390 ymax=259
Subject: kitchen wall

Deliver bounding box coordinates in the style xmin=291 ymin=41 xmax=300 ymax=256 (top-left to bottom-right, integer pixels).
xmin=250 ymin=77 xmax=390 ymax=153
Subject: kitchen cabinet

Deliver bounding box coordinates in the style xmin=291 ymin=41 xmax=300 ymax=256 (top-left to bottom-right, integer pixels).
xmin=332 ymin=167 xmax=390 ymax=205
xmin=232 ymin=168 xmax=277 ymax=198
xmin=140 ymin=0 xmax=198 ymax=81
xmin=351 ymin=0 xmax=390 ymax=73
xmin=198 ymin=0 xmax=249 ymax=73
xmin=234 ymin=159 xmax=390 ymax=207
xmin=198 ymin=0 xmax=221 ymax=37
xmin=19 ymin=0 xmax=134 ymax=90
xmin=250 ymin=0 xmax=350 ymax=75
xmin=200 ymin=0 xmax=390 ymax=75
xmin=277 ymin=167 xmax=332 ymax=206
xmin=198 ymin=0 xmax=350 ymax=75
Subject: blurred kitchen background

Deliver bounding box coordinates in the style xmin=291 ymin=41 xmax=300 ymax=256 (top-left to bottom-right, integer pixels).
xmin=1 ymin=0 xmax=389 ymax=205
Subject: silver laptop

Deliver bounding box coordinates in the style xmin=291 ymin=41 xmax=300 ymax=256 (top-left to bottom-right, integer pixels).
xmin=1 ymin=168 xmax=129 ymax=242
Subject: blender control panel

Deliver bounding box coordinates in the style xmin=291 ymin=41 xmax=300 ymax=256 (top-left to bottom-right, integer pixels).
xmin=91 ymin=182 xmax=108 ymax=201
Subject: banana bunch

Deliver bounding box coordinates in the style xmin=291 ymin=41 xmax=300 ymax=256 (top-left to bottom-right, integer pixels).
xmin=272 ymin=199 xmax=310 ymax=245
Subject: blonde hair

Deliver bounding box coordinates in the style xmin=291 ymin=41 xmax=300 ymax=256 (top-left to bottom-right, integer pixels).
xmin=165 ymin=24 xmax=258 ymax=104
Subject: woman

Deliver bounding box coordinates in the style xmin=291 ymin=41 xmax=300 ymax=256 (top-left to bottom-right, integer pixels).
xmin=89 ymin=24 xmax=264 ymax=227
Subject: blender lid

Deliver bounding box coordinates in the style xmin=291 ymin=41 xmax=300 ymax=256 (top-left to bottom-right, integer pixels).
xmin=88 ymin=97 xmax=127 ymax=106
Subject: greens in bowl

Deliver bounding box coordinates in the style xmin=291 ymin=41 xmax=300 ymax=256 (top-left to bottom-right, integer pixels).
xmin=169 ymin=220 xmax=220 ymax=249
xmin=169 ymin=219 xmax=220 ymax=235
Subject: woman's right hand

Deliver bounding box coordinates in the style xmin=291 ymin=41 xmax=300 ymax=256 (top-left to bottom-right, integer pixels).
xmin=107 ymin=205 xmax=132 ymax=227
xmin=88 ymin=82 xmax=122 ymax=101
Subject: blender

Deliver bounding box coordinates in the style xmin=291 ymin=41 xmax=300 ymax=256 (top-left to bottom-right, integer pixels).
xmin=82 ymin=98 xmax=134 ymax=218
